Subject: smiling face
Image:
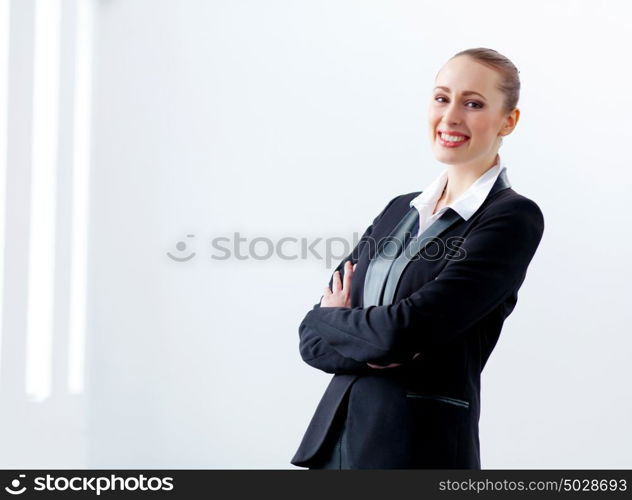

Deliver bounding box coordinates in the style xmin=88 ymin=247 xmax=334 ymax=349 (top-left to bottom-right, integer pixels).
xmin=428 ymin=55 xmax=519 ymax=168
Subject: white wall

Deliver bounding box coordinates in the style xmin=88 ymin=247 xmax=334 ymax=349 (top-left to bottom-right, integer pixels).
xmin=1 ymin=0 xmax=631 ymax=468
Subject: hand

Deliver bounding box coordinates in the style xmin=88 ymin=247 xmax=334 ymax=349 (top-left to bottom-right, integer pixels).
xmin=366 ymin=352 xmax=421 ymax=370
xmin=320 ymin=261 xmax=356 ymax=308
xmin=367 ymin=361 xmax=403 ymax=369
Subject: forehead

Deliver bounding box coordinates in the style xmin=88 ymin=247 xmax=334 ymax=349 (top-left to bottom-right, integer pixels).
xmin=435 ymin=56 xmax=501 ymax=95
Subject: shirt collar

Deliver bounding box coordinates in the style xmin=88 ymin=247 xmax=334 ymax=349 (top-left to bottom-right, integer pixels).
xmin=409 ymin=155 xmax=507 ymax=221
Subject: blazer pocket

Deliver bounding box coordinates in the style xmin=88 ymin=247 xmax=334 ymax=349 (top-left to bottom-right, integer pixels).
xmin=405 ymin=392 xmax=470 ymax=409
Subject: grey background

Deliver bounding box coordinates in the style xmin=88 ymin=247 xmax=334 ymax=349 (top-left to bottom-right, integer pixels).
xmin=1 ymin=0 xmax=631 ymax=468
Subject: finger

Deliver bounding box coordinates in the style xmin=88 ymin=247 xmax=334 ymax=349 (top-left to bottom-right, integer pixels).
xmin=332 ymin=270 xmax=342 ymax=293
xmin=367 ymin=362 xmax=402 ymax=369
xmin=343 ymin=261 xmax=353 ymax=291
xmin=367 ymin=363 xmax=385 ymax=369
xmin=353 ymin=263 xmax=357 ymax=272
xmin=323 ymin=286 xmax=332 ymax=296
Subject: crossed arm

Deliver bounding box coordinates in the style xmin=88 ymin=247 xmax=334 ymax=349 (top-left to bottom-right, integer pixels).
xmin=298 ymin=197 xmax=544 ymax=372
xmin=298 ymin=196 xmax=402 ymax=374
xmin=298 ymin=257 xmax=411 ymax=374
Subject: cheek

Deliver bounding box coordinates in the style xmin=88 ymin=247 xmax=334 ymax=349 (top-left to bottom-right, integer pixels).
xmin=468 ymin=112 xmax=503 ymax=139
xmin=468 ymin=121 xmax=497 ymax=141
xmin=427 ymin=112 xmax=440 ymax=135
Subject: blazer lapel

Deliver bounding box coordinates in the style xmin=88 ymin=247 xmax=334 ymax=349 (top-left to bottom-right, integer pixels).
xmin=381 ymin=208 xmax=462 ymax=305
xmin=363 ymin=207 xmax=418 ymax=307
xmin=380 ymin=168 xmax=513 ymax=305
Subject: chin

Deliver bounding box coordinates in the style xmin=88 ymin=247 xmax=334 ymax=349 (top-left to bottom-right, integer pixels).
xmin=433 ymin=147 xmax=462 ymax=164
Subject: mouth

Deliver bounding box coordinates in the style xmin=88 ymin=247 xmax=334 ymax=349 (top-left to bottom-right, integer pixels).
xmin=437 ymin=131 xmax=470 ymax=148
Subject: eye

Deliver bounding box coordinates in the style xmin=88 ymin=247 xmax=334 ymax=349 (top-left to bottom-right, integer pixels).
xmin=466 ymin=101 xmax=484 ymax=109
xmin=434 ymin=95 xmax=484 ymax=109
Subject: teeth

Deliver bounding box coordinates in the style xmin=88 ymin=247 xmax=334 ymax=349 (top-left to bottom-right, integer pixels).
xmin=440 ymin=133 xmax=468 ymax=142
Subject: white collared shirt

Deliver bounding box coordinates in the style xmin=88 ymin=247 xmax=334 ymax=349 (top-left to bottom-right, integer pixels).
xmin=409 ymin=155 xmax=508 ymax=238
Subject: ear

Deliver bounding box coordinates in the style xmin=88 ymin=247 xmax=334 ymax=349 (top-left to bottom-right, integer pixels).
xmin=500 ymin=107 xmax=520 ymax=137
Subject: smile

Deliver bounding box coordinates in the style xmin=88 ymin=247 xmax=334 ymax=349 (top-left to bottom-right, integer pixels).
xmin=438 ymin=131 xmax=470 ymax=148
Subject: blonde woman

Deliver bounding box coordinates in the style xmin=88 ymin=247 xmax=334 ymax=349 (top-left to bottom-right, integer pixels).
xmin=291 ymin=48 xmax=544 ymax=469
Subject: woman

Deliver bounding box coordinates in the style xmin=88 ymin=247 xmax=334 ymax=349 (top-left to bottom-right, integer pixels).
xmin=291 ymin=48 xmax=545 ymax=469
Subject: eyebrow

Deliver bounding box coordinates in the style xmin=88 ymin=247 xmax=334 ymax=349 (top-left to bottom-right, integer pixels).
xmin=433 ymin=86 xmax=487 ymax=100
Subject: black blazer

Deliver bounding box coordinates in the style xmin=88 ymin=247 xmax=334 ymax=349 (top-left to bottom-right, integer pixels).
xmin=290 ymin=169 xmax=545 ymax=469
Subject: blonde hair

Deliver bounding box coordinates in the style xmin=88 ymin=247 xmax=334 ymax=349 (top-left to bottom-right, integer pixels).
xmin=450 ymin=47 xmax=520 ymax=114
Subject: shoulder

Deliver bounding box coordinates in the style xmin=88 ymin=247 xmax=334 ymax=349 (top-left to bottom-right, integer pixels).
xmin=369 ymin=191 xmax=420 ymax=226
xmin=382 ymin=191 xmax=422 ymax=211
xmin=492 ymin=189 xmax=544 ymax=226
xmin=373 ymin=191 xmax=420 ymax=215
xmin=476 ymin=188 xmax=545 ymax=241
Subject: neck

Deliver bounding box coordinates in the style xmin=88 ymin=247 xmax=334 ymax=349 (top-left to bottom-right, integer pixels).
xmin=441 ymin=152 xmax=500 ymax=205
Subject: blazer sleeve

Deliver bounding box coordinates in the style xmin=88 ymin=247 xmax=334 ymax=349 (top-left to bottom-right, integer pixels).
xmin=300 ymin=197 xmax=545 ymax=364
xmin=297 ymin=194 xmax=402 ymax=374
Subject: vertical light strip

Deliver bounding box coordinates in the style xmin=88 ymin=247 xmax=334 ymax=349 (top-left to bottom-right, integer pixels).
xmin=25 ymin=0 xmax=61 ymax=402
xmin=0 ymin=0 xmax=10 ymax=376
xmin=68 ymin=0 xmax=93 ymax=395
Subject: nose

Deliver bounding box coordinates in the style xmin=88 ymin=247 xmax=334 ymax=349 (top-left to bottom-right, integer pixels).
xmin=442 ymin=100 xmax=462 ymax=126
